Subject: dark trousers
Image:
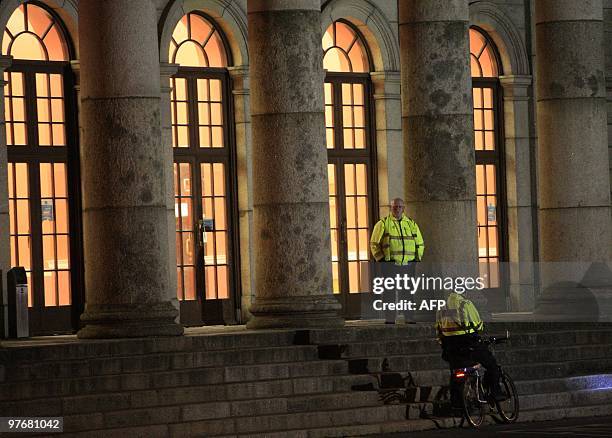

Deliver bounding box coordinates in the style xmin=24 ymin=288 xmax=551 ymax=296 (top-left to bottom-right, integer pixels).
xmin=441 ymin=333 xmax=501 ymax=403
xmin=380 ymin=262 xmax=416 ymax=323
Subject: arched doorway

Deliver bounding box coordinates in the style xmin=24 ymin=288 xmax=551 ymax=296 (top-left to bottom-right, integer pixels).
xmin=470 ymin=27 xmax=508 ymax=307
xmin=2 ymin=1 xmax=82 ymax=334
xmin=323 ymin=20 xmax=377 ymax=317
xmin=168 ymin=12 xmax=240 ymax=325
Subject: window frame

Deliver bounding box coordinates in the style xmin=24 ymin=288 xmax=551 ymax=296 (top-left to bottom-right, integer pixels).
xmin=170 ymin=66 xmax=241 ymax=323
xmin=4 ymin=54 xmax=83 ymax=333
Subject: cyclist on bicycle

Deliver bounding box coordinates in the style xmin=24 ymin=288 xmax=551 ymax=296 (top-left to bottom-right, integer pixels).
xmin=435 ymin=291 xmax=506 ymax=404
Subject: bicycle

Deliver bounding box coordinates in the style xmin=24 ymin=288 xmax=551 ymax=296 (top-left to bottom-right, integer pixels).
xmin=451 ymin=335 xmax=519 ymax=427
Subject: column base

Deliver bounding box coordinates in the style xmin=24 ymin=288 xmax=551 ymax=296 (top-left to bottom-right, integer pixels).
xmin=247 ymin=295 xmax=344 ymax=329
xmin=535 ymin=262 xmax=612 ymax=322
xmin=77 ymin=302 xmax=183 ymax=339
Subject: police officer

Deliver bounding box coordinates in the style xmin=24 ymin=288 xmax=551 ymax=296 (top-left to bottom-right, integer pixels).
xmin=436 ymin=291 xmax=505 ymax=403
xmin=370 ymin=198 xmax=424 ymax=323
xmin=370 ymin=198 xmax=424 ymax=265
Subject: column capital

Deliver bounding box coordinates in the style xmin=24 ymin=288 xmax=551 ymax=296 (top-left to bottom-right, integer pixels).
xmin=159 ymin=62 xmax=179 ymax=79
xmin=159 ymin=63 xmax=179 ymax=94
xmin=0 ymin=55 xmax=12 ymax=77
xmin=228 ymin=65 xmax=250 ymax=95
xmin=70 ymin=60 xmax=80 ymax=80
xmin=499 ymin=75 xmax=532 ymax=101
xmin=370 ymin=70 xmax=400 ymax=100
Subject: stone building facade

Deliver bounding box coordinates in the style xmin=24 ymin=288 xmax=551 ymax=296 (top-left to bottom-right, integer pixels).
xmin=0 ymin=0 xmax=610 ymax=337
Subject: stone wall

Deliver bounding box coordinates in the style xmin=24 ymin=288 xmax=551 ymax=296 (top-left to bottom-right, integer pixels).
xmin=605 ymin=0 xmax=612 ymax=205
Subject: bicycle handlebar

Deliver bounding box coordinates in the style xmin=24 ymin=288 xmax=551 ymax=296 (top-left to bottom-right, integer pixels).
xmin=481 ymin=335 xmax=509 ymax=345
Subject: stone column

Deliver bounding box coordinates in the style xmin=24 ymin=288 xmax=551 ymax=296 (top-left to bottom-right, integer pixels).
xmin=535 ymin=0 xmax=612 ymax=320
xmin=77 ymin=0 xmax=183 ymax=338
xmin=535 ymin=0 xmax=611 ymax=268
xmin=159 ymin=62 xmax=180 ymax=319
xmin=398 ymin=1 xmax=478 ymax=266
xmin=499 ymin=75 xmax=537 ymax=311
xmin=228 ymin=65 xmax=254 ymax=323
xmin=0 ymin=55 xmax=12 ymax=337
xmin=371 ymin=71 xmax=402 ymax=215
xmin=247 ymin=0 xmax=343 ymax=329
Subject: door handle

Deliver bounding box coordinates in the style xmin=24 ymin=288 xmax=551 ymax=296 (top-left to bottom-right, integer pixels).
xmin=340 ymin=219 xmax=347 ymax=244
xmin=197 ymin=219 xmax=205 ymax=248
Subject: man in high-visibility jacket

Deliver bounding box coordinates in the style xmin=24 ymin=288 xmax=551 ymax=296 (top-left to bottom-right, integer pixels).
xmin=370 ymin=198 xmax=424 ymax=323
xmin=436 ymin=291 xmax=505 ymax=403
xmin=370 ymin=198 xmax=424 ymax=264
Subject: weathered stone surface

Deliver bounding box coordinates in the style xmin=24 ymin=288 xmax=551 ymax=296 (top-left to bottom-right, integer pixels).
xmin=535 ymin=0 xmax=611 ymax=304
xmin=539 ymin=207 xmax=611 ymax=262
xmin=398 ymin=0 xmax=469 ymax=23
xmin=404 ymin=200 xmax=478 ymax=263
xmin=253 ymin=202 xmax=332 ymax=298
xmin=80 ymin=99 xmax=166 ymax=209
xmin=82 ymin=207 xmax=171 ymax=304
xmin=249 ymin=0 xmax=319 ymax=12
xmin=535 ymin=0 xmax=603 ymax=23
xmin=537 ymin=99 xmax=609 ymax=208
xmin=403 ymin=114 xmax=475 ymax=201
xmin=79 ymin=0 xmax=161 ymax=98
xmin=249 ymin=10 xmax=324 ymax=115
xmin=247 ymin=3 xmax=342 ymax=329
xmin=536 ymin=22 xmax=606 ymax=100
xmin=399 ymin=0 xmax=478 ymax=275
xmin=399 ymin=21 xmax=472 ymax=116
xmin=78 ymin=0 xmax=181 ymax=338
xmin=252 ymin=113 xmax=328 ymax=205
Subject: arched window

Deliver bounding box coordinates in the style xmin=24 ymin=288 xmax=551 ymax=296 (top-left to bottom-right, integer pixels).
xmin=323 ymin=20 xmax=376 ymax=316
xmin=470 ymin=27 xmax=506 ymax=291
xmin=169 ymin=12 xmax=238 ymax=325
xmin=2 ymin=2 xmax=80 ymax=334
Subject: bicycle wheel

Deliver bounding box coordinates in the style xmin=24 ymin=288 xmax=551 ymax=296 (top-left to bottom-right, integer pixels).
xmin=462 ymin=376 xmax=486 ymax=427
xmin=496 ymin=371 xmax=519 ymax=423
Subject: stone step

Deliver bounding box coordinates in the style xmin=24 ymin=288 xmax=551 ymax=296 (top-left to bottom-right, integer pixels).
xmin=401 ymin=373 xmax=612 ymax=402
xmin=360 ymin=344 xmax=612 ymax=377
xmin=309 ymin=322 xmax=612 ymax=345
xmin=0 ymin=330 xmax=298 ymax=364
xmin=57 ymin=403 xmax=408 ymax=436
xmin=520 ymin=387 xmax=612 ymax=411
xmin=0 ymin=369 xmax=377 ymax=406
xmin=58 ymin=382 xmax=612 ymax=435
xmin=372 ymin=395 xmax=612 ymax=437
xmin=2 ymin=344 xmax=322 ymax=383
xmin=337 ymin=329 xmax=612 ymax=359
xmin=515 ymin=373 xmax=612 ymax=395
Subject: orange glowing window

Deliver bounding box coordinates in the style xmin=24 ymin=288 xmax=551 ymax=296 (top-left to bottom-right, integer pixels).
xmin=471 ymin=27 xmax=503 ymax=289
xmin=469 ymin=28 xmax=499 ymax=78
xmin=2 ymin=3 xmax=68 ymax=61
xmin=169 ymin=13 xmax=228 ymax=67
xmin=323 ymin=21 xmax=369 ymax=73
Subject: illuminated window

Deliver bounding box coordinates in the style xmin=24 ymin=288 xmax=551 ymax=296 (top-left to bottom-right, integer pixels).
xmin=2 ymin=3 xmax=78 ymax=330
xmin=470 ymin=27 xmax=505 ymax=289
xmin=169 ymin=13 xmax=227 ymax=67
xmin=323 ymin=21 xmax=369 ymax=73
xmin=169 ymin=12 xmax=237 ymax=324
xmin=323 ymin=20 xmax=375 ymax=304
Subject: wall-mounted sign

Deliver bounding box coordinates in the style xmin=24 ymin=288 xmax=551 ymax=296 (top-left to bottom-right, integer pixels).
xmin=41 ymin=200 xmax=54 ymax=221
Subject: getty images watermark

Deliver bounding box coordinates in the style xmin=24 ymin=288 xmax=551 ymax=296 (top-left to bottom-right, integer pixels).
xmin=357 ymin=261 xmax=612 ymax=322
xmin=371 ymin=273 xmax=487 ymax=312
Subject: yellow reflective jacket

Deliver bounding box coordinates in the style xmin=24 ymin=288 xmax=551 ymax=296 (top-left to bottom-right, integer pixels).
xmin=435 ymin=292 xmax=484 ymax=336
xmin=370 ymin=214 xmax=424 ymax=264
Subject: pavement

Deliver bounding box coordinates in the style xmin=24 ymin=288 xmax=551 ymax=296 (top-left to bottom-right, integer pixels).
xmin=388 ymin=416 xmax=612 ymax=437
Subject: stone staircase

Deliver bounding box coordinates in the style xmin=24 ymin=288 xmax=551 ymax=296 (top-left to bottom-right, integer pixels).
xmin=0 ymin=323 xmax=611 ymax=437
